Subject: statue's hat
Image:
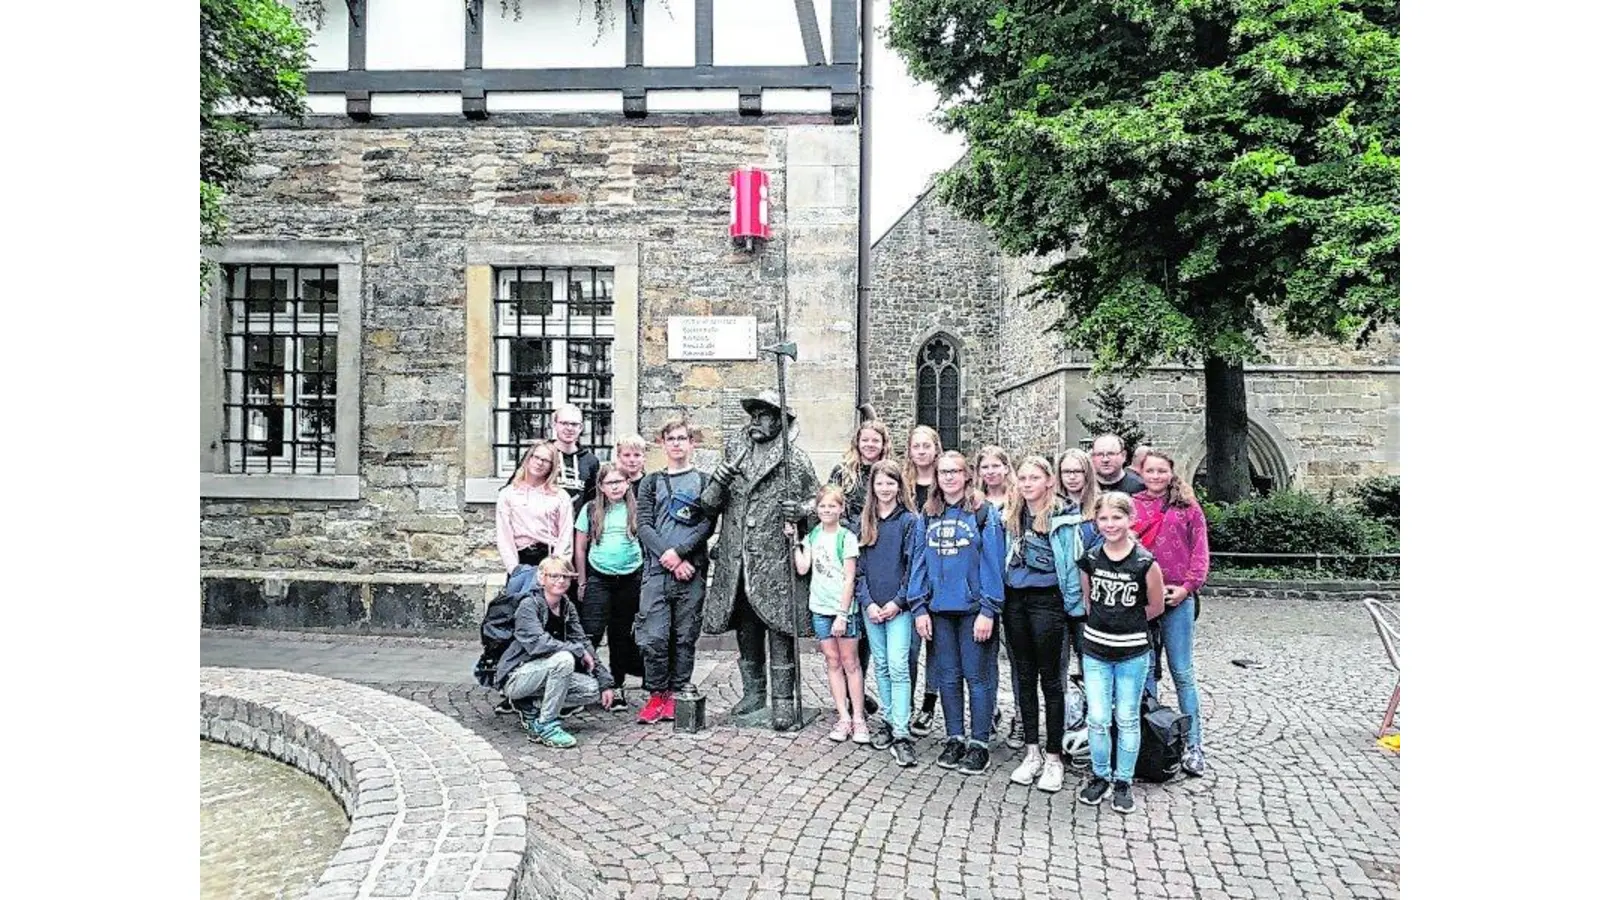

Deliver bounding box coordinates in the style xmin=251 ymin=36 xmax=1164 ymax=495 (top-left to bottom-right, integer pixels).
xmin=740 ymin=389 xmax=797 ymax=423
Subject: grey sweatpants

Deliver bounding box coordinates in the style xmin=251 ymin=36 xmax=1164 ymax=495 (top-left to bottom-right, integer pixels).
xmin=503 ymin=653 xmax=601 ymax=723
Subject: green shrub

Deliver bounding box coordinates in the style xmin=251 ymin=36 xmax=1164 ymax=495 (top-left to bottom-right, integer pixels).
xmin=1349 ymin=475 xmax=1399 ymax=548
xmin=1205 ymin=489 xmax=1397 ymax=579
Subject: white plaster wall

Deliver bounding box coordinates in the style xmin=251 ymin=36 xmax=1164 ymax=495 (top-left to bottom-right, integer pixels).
xmin=300 ymin=0 xmax=349 ymax=71
xmin=367 ymin=0 xmax=465 ymax=70
xmin=484 ymin=0 xmax=625 ymax=68
xmin=716 ymin=0 xmax=828 ymax=66
xmin=370 ymin=92 xmax=465 ymax=114
xmin=646 ymin=89 xmax=740 ymax=112
xmin=306 ymin=93 xmax=348 ymax=115
xmin=763 ymin=88 xmax=832 ymax=113
xmin=485 ymin=91 xmax=625 ymax=112
xmin=642 ymin=0 xmax=695 ymax=66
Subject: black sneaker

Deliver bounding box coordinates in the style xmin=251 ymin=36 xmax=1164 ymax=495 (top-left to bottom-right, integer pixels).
xmin=909 ymin=708 xmax=936 ymax=738
xmin=494 ymin=696 xmax=515 ymax=715
xmin=869 ymin=720 xmax=895 ymax=751
xmin=891 ymin=739 xmax=918 ymax=768
xmin=1078 ymin=775 xmax=1111 ymax=806
xmin=958 ymin=745 xmax=991 ymax=775
xmin=1006 ymin=716 xmax=1024 ymax=750
xmin=1111 ymin=781 xmax=1135 ymax=814
xmin=936 ymin=738 xmax=966 ymax=769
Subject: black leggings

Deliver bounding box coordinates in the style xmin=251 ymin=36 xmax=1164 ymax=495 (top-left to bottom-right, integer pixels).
xmin=1003 ymin=585 xmax=1068 ymax=754
xmin=581 ymin=569 xmax=644 ymax=680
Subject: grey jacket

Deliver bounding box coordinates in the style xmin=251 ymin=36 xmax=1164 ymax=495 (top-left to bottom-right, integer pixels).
xmin=492 ymin=593 xmax=615 ymax=692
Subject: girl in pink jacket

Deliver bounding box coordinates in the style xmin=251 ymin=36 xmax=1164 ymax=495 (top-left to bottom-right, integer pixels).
xmin=1132 ymin=450 xmax=1209 ymax=777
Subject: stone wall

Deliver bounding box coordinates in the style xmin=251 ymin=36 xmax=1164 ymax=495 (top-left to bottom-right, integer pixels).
xmin=865 ymin=184 xmax=1002 ymax=456
xmin=870 ymin=186 xmax=1400 ymax=494
xmin=202 ymin=122 xmax=859 ymax=624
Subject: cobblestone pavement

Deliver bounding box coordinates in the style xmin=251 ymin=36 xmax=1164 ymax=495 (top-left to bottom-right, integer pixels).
xmin=202 ymin=596 xmax=1400 ymax=899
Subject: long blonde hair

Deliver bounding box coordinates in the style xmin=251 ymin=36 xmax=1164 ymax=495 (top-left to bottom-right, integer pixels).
xmin=903 ymin=425 xmax=944 ymax=491
xmin=858 ymin=459 xmax=909 ymax=548
xmin=508 ymin=441 xmax=561 ymax=491
xmin=1005 ymin=456 xmax=1063 ymax=538
xmin=1057 ymin=448 xmax=1099 ymax=515
xmin=924 ymin=450 xmax=984 ymax=516
xmin=584 ymin=462 xmax=638 ymax=544
xmin=1142 ymin=449 xmax=1198 ymax=507
xmin=977 ymin=445 xmax=1017 ymax=501
xmin=839 ymin=420 xmax=893 ymax=496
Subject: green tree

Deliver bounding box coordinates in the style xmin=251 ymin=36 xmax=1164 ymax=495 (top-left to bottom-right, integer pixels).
xmin=887 ymin=0 xmax=1399 ymax=501
xmin=201 ymin=0 xmax=311 ymax=284
xmin=1077 ymin=381 xmax=1147 ymax=460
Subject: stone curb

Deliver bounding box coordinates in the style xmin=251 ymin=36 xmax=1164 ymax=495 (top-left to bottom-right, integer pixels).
xmin=200 ymin=667 xmax=529 ymax=899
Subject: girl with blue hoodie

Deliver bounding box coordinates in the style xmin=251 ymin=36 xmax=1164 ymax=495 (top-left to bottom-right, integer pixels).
xmin=909 ymin=450 xmax=1007 ymax=776
xmin=853 ymin=459 xmax=921 ymax=767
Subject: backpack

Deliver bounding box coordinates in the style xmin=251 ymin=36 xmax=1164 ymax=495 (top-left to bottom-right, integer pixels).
xmin=472 ymin=567 xmax=538 ymax=689
xmin=1123 ymin=694 xmax=1191 ymax=783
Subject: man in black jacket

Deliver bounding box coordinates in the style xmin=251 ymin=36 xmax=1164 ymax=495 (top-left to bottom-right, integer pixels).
xmin=493 ymin=557 xmax=615 ymax=748
xmin=551 ymin=403 xmax=600 ymax=515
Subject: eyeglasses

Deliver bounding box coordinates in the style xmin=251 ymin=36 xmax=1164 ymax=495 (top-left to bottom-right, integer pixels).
xmin=1060 ymin=469 xmax=1086 ymax=475
xmin=664 ymin=435 xmax=691 ymax=443
xmin=543 ymin=573 xmax=574 ymax=580
xmin=556 ymin=420 xmax=582 ymax=428
xmin=936 ymin=469 xmax=965 ymax=477
xmin=601 ymin=479 xmax=629 ymax=487
xmin=1091 ymin=451 xmax=1120 ymax=458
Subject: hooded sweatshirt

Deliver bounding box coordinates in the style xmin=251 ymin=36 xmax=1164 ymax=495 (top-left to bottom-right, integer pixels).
xmin=907 ymin=499 xmax=1007 ymax=619
xmin=1132 ymin=491 xmax=1211 ymax=595
xmin=853 ymin=503 xmax=918 ymax=610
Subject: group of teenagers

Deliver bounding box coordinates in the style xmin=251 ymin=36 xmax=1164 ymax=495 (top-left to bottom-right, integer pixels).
xmin=489 ymin=404 xmax=1210 ymax=815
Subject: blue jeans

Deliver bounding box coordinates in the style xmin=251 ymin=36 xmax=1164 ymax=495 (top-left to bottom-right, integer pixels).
xmin=1083 ymin=650 xmax=1150 ymax=783
xmin=931 ymin=612 xmax=1000 ymax=745
xmin=1145 ymin=595 xmax=1202 ymax=748
xmin=864 ymin=609 xmax=915 ymax=739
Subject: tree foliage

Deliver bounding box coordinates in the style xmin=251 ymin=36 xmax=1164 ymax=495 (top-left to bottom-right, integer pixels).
xmin=887 ymin=0 xmax=1399 ymax=369
xmin=887 ymin=1 xmax=1399 ymax=497
xmin=200 ymin=0 xmax=311 ymax=279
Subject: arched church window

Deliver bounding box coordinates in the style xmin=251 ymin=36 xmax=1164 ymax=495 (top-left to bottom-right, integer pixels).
xmin=916 ymin=335 xmax=960 ymax=450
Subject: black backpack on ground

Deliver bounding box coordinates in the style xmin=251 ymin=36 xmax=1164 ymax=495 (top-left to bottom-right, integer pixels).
xmin=1134 ymin=694 xmax=1191 ymax=782
xmin=473 ymin=572 xmax=537 ymax=689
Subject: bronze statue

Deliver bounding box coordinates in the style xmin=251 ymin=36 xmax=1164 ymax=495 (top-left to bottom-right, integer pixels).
xmin=700 ymin=390 xmax=821 ymax=730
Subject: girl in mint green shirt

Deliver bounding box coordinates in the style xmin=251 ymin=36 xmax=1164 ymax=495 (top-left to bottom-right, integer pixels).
xmin=575 ymin=463 xmax=645 ymax=710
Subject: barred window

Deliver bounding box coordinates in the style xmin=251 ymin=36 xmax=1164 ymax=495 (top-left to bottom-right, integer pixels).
xmin=917 ymin=334 xmax=960 ymax=450
xmin=221 ymin=265 xmax=340 ymax=474
xmin=494 ymin=267 xmax=615 ymax=476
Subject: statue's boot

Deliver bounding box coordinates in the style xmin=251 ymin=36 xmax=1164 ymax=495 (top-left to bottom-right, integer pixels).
xmin=730 ymin=661 xmax=768 ymax=717
xmin=770 ymin=663 xmax=798 ymax=731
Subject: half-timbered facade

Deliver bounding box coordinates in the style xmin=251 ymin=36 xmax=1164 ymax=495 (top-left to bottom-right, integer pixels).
xmin=201 ymin=1 xmax=866 ymax=628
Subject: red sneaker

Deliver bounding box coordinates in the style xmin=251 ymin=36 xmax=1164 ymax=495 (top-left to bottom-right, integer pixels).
xmin=661 ymin=693 xmax=677 ymax=721
xmin=637 ymin=692 xmax=666 ymax=724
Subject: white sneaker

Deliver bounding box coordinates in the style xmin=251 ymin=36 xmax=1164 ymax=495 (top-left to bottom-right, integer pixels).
xmin=1037 ymin=757 xmax=1065 ymax=793
xmin=1009 ymin=752 xmax=1044 ymax=785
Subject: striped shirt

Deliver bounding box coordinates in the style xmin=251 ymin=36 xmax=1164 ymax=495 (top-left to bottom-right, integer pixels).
xmin=1076 ymin=542 xmax=1157 ymax=662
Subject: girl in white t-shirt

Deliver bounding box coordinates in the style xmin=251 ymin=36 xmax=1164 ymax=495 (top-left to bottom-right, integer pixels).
xmin=786 ymin=485 xmax=865 ymax=743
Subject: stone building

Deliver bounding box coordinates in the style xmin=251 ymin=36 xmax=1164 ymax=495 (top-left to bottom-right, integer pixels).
xmin=200 ymin=1 xmax=866 ymax=627
xmin=867 ymin=180 xmax=1400 ymax=495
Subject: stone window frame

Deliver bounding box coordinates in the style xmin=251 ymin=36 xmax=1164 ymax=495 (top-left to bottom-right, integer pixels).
xmin=200 ymin=239 xmax=364 ymax=500
xmin=463 ymin=243 xmax=640 ymax=505
xmin=915 ymin=331 xmax=963 ymax=451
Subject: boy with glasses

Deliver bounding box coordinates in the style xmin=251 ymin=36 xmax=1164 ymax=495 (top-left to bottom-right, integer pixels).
xmin=492 ymin=557 xmax=616 ymax=748
xmin=633 ymin=418 xmax=717 ymax=723
xmin=551 ymin=403 xmax=600 ymax=515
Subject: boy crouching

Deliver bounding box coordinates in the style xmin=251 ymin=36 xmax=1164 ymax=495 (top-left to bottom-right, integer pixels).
xmin=492 ymin=556 xmax=615 ymax=748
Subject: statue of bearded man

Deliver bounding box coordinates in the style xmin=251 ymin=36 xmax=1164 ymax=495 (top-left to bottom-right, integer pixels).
xmin=700 ymin=390 xmax=820 ymax=730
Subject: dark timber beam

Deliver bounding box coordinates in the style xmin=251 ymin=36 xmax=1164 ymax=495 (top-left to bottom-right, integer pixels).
xmin=794 ymin=0 xmax=827 ymax=66
xmin=695 ymin=0 xmax=714 ymax=67
xmin=831 ymin=0 xmax=860 ymax=66
xmin=306 ymin=64 xmax=860 ymax=93
xmin=830 ymin=0 xmax=862 ymax=124
xmin=624 ymin=0 xmax=645 ymax=118
xmin=464 ymin=0 xmax=486 ymax=119
xmin=345 ymin=0 xmax=370 ymax=120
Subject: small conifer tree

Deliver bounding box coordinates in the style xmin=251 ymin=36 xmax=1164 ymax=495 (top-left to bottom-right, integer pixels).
xmin=1077 ymin=382 xmax=1148 ymax=462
